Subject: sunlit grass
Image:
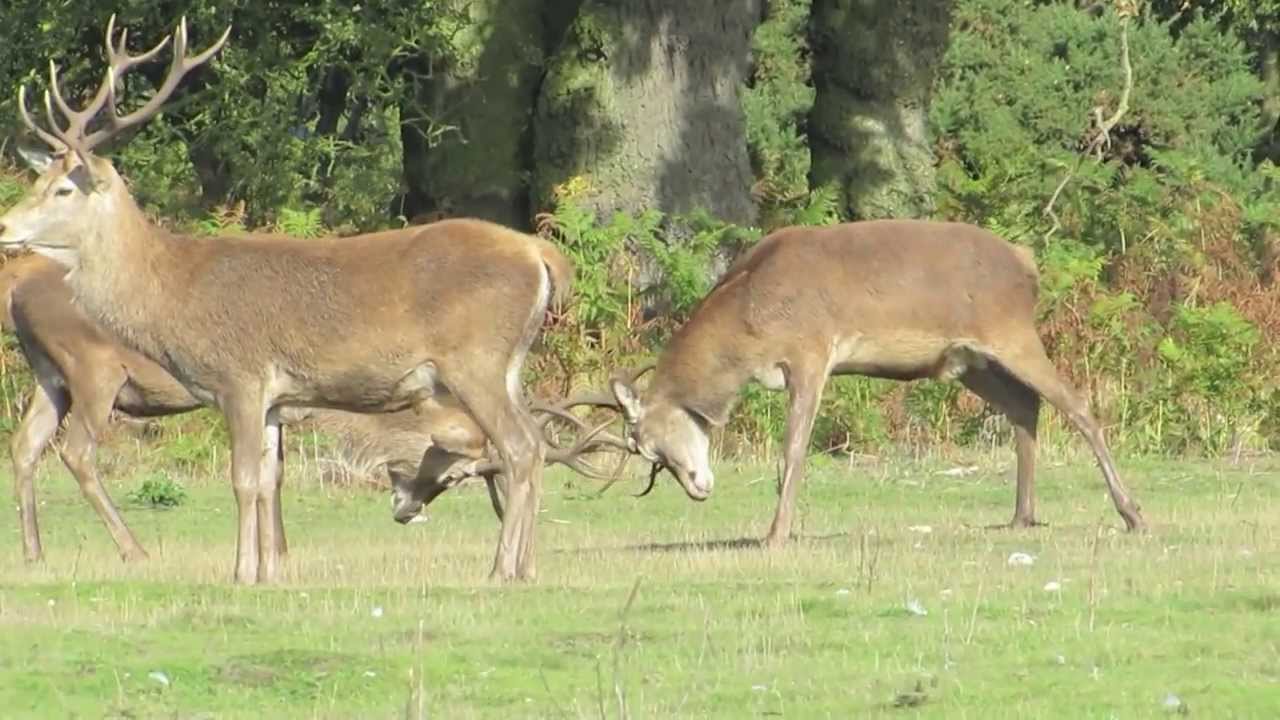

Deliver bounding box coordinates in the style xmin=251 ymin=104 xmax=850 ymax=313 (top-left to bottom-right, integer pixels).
xmin=1 ymin=446 xmax=1277 ymax=718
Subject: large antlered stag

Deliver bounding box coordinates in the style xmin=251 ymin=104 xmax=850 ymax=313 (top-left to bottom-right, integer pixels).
xmin=606 ymin=220 xmax=1146 ymax=541
xmin=0 ymin=17 xmax=572 ymax=583
xmin=1 ymin=255 xmax=625 ymax=563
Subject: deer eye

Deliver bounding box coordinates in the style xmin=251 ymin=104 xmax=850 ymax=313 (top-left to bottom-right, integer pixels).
xmin=54 ymin=187 xmax=74 ymax=197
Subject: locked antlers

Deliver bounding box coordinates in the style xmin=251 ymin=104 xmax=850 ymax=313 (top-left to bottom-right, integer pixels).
xmin=459 ymin=366 xmax=655 ymax=484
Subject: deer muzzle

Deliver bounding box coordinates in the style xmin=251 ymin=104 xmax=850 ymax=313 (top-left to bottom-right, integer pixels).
xmin=391 ymin=492 xmax=425 ymax=524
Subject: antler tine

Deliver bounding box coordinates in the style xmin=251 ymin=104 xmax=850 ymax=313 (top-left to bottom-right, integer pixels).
xmin=16 ymin=85 xmax=64 ymax=149
xmin=46 ymin=61 xmax=78 ymax=129
xmin=35 ymin=13 xmax=174 ymax=158
xmin=571 ymin=418 xmax=632 ymax=455
xmin=612 ymin=363 xmax=655 ymax=387
xmin=40 ymin=90 xmax=64 ymax=146
xmin=531 ymin=401 xmax=603 ymax=434
xmin=545 ymin=417 xmax=632 ymax=480
xmin=524 ymin=364 xmax=657 ymax=432
xmin=105 ymin=13 xmax=171 ymax=71
xmin=80 ymin=16 xmax=230 ymax=151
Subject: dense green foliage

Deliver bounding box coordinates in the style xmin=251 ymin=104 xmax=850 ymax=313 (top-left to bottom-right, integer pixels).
xmin=0 ymin=0 xmax=472 ymax=229
xmin=0 ymin=0 xmax=1277 ymax=456
xmin=742 ymin=0 xmax=819 ymax=226
xmin=931 ymin=2 xmax=1278 ymax=453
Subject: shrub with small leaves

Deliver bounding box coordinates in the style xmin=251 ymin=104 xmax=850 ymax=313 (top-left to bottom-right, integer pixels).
xmin=128 ymin=475 xmax=188 ymax=509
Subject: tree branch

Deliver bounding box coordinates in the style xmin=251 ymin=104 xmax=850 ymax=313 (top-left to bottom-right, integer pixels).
xmin=1043 ymin=17 xmax=1133 ymax=243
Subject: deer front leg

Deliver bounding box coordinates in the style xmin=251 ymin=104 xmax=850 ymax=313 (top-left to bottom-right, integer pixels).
xmin=61 ymin=406 xmax=149 ymax=562
xmin=225 ymin=399 xmax=268 ymax=584
xmin=764 ymin=363 xmax=827 ymax=548
xmin=10 ymin=385 xmax=66 ymax=562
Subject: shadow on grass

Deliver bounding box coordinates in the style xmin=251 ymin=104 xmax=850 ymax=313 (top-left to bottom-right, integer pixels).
xmin=559 ymin=530 xmax=855 ymax=556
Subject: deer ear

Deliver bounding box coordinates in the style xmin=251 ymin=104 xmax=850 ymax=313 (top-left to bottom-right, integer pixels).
xmin=610 ymin=379 xmax=644 ymax=425
xmin=15 ymin=143 xmax=56 ymax=174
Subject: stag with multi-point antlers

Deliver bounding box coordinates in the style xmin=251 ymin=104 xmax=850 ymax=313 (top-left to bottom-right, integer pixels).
xmin=0 ymin=253 xmax=627 ymax=562
xmin=595 ymin=220 xmax=1146 ymax=541
xmin=0 ymin=16 xmax=575 ymax=584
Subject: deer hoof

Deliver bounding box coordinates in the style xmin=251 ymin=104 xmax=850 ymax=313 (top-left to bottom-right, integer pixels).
xmin=990 ymin=517 xmax=1046 ymax=530
xmin=762 ymin=531 xmax=791 ymax=549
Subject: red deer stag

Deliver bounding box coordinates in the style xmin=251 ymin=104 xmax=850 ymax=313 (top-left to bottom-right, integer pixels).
xmin=287 ymin=398 xmax=628 ymax=525
xmin=0 ymin=16 xmax=570 ymax=584
xmin=606 ymin=221 xmax=1146 ymax=543
xmin=0 ymin=253 xmax=624 ymax=561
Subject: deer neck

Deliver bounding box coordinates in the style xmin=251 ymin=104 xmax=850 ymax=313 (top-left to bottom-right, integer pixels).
xmin=70 ymin=189 xmax=188 ymax=359
xmin=648 ymin=323 xmax=760 ymax=427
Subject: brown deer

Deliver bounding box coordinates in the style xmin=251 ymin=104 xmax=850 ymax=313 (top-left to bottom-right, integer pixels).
xmin=0 ymin=255 xmax=624 ymax=562
xmin=0 ymin=16 xmax=569 ymax=583
xmin=1 ymin=252 xmax=201 ymax=562
xmin=287 ymin=396 xmax=628 ymax=526
xmin=605 ymin=220 xmax=1146 ymax=543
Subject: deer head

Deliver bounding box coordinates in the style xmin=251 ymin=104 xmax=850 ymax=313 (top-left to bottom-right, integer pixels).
xmin=0 ymin=16 xmax=230 ymax=267
xmin=384 ymin=398 xmax=634 ymax=525
xmin=610 ymin=377 xmax=715 ymax=501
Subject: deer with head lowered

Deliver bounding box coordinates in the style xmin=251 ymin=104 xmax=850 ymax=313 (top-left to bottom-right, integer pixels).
xmin=0 ymin=16 xmax=572 ymax=584
xmin=0 ymin=254 xmax=626 ymax=562
xmin=601 ymin=220 xmax=1146 ymax=542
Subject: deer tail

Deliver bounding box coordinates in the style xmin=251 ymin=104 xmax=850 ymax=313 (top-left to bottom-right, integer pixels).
xmin=532 ymin=236 xmax=574 ymax=310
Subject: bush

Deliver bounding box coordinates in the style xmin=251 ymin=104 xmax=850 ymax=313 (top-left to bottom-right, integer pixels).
xmin=0 ymin=1 xmax=472 ymax=230
xmin=129 ymin=475 xmax=188 ymax=508
xmin=930 ymin=1 xmax=1277 ymax=453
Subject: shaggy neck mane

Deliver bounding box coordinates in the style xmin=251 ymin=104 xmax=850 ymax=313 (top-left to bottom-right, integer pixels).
xmin=70 ymin=183 xmax=189 ymax=361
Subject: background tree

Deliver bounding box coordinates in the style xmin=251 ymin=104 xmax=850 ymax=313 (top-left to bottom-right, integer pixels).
xmin=808 ymin=0 xmax=953 ymax=219
xmin=0 ymin=0 xmax=1276 ymax=454
xmin=532 ymin=0 xmax=762 ymax=227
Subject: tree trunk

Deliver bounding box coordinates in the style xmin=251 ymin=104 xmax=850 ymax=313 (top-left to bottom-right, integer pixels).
xmin=808 ymin=0 xmax=952 ymax=220
xmin=1257 ymin=32 xmax=1280 ymax=163
xmin=398 ymin=0 xmax=550 ymax=228
xmin=532 ymin=0 xmax=762 ymax=226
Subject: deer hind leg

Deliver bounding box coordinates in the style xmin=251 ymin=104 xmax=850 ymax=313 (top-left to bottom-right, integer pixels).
xmin=960 ymin=364 xmax=1043 ymax=528
xmin=60 ymin=368 xmax=149 ymax=561
xmin=261 ymin=413 xmax=287 ymax=558
xmin=10 ymin=384 xmax=68 ymax=562
xmin=257 ymin=410 xmax=286 ymax=581
xmin=224 ymin=397 xmax=270 ymax=584
xmin=991 ymin=339 xmax=1145 ymax=532
xmin=764 ymin=361 xmax=829 ymax=548
xmin=445 ymin=374 xmax=544 ymax=583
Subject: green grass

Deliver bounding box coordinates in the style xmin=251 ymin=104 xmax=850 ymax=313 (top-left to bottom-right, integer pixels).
xmin=1 ymin=449 xmax=1277 ymax=718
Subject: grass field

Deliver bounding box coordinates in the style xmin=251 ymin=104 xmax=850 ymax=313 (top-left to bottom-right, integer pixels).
xmin=1 ymin=447 xmax=1277 ymax=719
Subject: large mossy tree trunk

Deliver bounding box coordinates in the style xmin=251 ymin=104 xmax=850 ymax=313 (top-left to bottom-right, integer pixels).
xmin=532 ymin=0 xmax=762 ymax=226
xmin=399 ymin=0 xmax=551 ymax=227
xmin=1254 ymin=32 xmax=1280 ymax=162
xmin=808 ymin=0 xmax=952 ymax=220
